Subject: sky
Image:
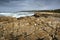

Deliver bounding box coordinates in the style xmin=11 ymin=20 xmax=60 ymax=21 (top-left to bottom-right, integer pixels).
xmin=0 ymin=0 xmax=60 ymax=12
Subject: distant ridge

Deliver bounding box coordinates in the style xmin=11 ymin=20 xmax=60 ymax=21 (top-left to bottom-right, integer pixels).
xmin=19 ymin=9 xmax=60 ymax=13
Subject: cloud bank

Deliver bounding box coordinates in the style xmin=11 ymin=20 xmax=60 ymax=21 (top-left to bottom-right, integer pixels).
xmin=0 ymin=0 xmax=60 ymax=12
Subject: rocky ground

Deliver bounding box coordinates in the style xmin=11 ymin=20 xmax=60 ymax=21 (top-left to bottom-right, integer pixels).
xmin=0 ymin=12 xmax=60 ymax=40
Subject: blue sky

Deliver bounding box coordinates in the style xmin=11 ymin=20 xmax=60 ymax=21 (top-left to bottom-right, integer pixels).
xmin=0 ymin=0 xmax=60 ymax=12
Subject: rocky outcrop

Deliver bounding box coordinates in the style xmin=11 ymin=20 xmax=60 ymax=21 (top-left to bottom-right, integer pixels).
xmin=34 ymin=12 xmax=60 ymax=17
xmin=0 ymin=12 xmax=60 ymax=40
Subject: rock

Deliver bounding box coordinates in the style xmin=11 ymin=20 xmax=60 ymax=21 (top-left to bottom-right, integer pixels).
xmin=0 ymin=12 xmax=60 ymax=40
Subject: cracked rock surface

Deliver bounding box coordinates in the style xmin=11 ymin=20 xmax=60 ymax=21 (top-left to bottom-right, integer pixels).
xmin=0 ymin=12 xmax=60 ymax=40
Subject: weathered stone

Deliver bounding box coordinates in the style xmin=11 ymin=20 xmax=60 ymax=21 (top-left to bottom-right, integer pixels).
xmin=0 ymin=12 xmax=60 ymax=40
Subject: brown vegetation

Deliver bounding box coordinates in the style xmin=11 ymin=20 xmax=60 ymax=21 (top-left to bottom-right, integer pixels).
xmin=0 ymin=16 xmax=17 ymax=22
xmin=0 ymin=12 xmax=60 ymax=40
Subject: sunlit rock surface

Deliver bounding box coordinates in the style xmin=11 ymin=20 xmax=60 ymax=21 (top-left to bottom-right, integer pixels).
xmin=0 ymin=12 xmax=60 ymax=40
